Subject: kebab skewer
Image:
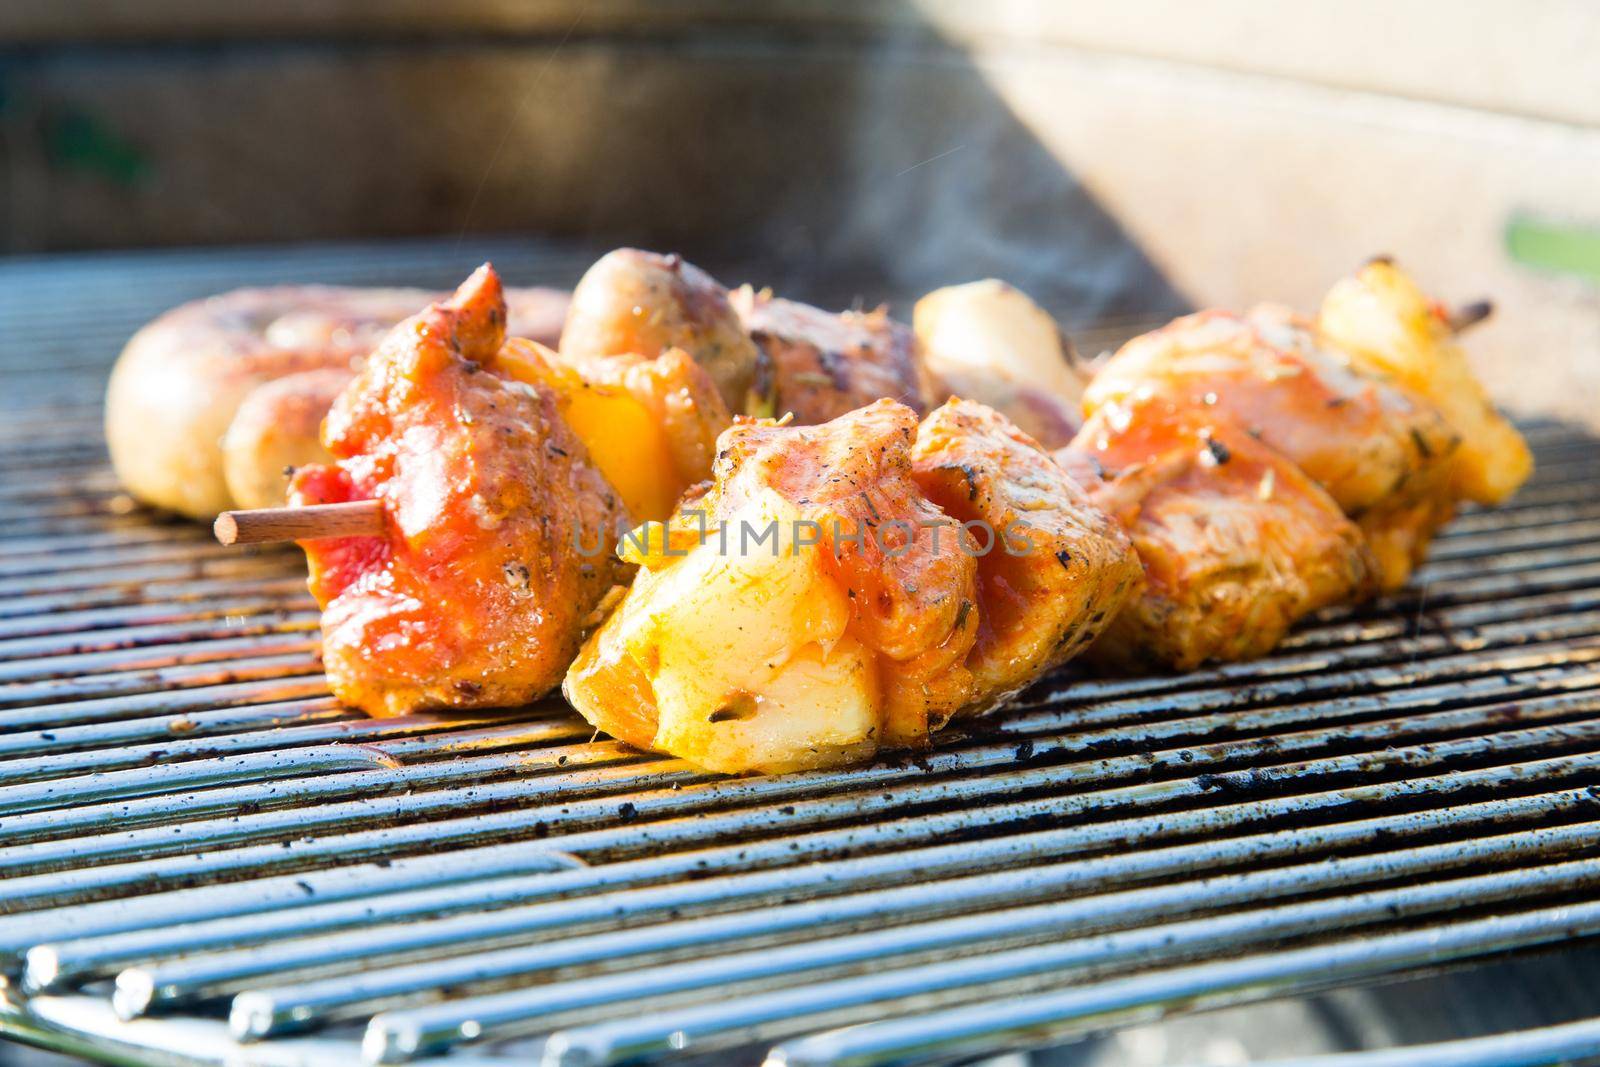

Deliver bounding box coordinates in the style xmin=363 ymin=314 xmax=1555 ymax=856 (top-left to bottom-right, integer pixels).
xmin=206 ymin=254 xmax=1527 ymax=774
xmin=562 ymin=258 xmax=1530 ymax=760
xmin=210 ymin=259 xmax=1139 ymax=769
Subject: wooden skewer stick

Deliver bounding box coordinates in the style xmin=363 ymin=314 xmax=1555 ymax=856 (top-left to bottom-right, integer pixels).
xmin=1448 ymin=299 xmax=1494 ymax=335
xmin=214 ymin=500 xmax=385 ymax=546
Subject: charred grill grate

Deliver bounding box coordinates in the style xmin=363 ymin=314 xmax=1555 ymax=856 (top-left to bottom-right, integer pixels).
xmin=2 ymin=243 xmax=1600 ymax=1067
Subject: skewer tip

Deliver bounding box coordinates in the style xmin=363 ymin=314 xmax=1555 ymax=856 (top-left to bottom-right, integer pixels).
xmin=212 ymin=499 xmax=386 ymax=546
xmin=213 ymin=512 xmax=241 ymax=546
xmin=1448 ymin=299 xmax=1494 ymax=335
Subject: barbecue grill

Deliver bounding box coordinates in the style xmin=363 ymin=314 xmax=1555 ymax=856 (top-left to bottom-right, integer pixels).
xmin=3 ymin=240 xmax=1600 ymax=1067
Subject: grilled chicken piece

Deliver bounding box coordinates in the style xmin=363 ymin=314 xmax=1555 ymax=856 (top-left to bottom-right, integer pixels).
xmin=914 ymin=279 xmax=1086 ymax=449
xmin=730 ymin=286 xmax=933 ymax=425
xmin=1249 ymin=305 xmax=1465 ymax=589
xmin=290 ymin=266 xmax=629 ymax=717
xmin=1086 ymin=308 xmax=1460 ymax=590
xmin=1063 ymin=398 xmax=1376 ymax=671
xmin=565 ymin=398 xmax=1138 ymax=773
xmin=911 ymin=400 xmax=1142 ymax=707
xmin=1319 ymin=258 xmax=1532 ymax=506
xmin=560 ymin=249 xmax=764 ymax=415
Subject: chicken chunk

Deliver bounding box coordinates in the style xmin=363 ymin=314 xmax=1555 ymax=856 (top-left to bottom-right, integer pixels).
xmin=911 ymin=400 xmax=1141 ymax=707
xmin=1063 ymin=397 xmax=1376 ymax=671
xmin=1318 ymin=258 xmax=1532 ymax=506
xmin=560 ymin=249 xmax=763 ymax=415
xmin=914 ymin=279 xmax=1086 ymax=449
xmin=565 ymin=399 xmax=1137 ymax=773
xmin=1086 ymin=308 xmax=1459 ymax=589
xmin=290 ymin=266 xmax=628 ymax=717
xmin=730 ymin=286 xmax=933 ymax=424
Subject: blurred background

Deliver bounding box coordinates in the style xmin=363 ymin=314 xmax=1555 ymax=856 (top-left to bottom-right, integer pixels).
xmin=3 ymin=0 xmax=1597 ymax=423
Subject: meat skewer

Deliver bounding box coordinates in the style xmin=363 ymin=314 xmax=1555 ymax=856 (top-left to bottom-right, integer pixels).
xmin=204 ymin=253 xmax=1529 ymax=775
xmin=222 ymin=251 xmax=982 ymax=726
xmin=206 ymin=258 xmax=1140 ymax=769
xmin=569 ymin=259 xmax=1531 ymax=759
xmin=214 ymin=264 xmax=731 ymax=718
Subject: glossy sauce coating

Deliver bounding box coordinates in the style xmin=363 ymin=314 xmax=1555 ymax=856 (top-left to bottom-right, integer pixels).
xmin=1063 ymin=396 xmax=1376 ymax=671
xmin=1087 ymin=307 xmax=1459 ymax=590
xmin=291 ymin=266 xmax=627 ymax=716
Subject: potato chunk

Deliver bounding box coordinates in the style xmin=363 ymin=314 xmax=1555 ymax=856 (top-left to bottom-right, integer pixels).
xmin=568 ymin=490 xmax=880 ymax=774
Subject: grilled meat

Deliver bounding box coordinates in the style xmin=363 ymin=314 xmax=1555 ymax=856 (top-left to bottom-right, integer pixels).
xmin=1062 ymin=398 xmax=1376 ymax=671
xmin=1086 ymin=306 xmax=1459 ymax=590
xmin=565 ymin=398 xmax=1138 ymax=773
xmin=912 ymin=399 xmax=1142 ymax=706
xmin=731 ymin=286 xmax=933 ymax=424
xmin=1064 ymin=259 xmax=1530 ymax=670
xmin=289 ymin=266 xmax=683 ymax=718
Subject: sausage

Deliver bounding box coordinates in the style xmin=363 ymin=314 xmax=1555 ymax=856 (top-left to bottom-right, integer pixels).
xmin=106 ymin=284 xmax=570 ymax=517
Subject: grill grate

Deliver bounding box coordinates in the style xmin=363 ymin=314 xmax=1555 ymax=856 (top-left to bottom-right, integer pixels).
xmin=2 ymin=242 xmax=1600 ymax=1067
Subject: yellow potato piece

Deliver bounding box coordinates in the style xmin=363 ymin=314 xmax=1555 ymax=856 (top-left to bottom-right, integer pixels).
xmin=568 ymin=489 xmax=881 ymax=774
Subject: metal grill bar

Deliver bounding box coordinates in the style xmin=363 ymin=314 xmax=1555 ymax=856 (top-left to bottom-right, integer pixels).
xmin=44 ymin=703 xmax=1600 ymax=1011
xmin=3 ymin=243 xmax=1599 ymax=1067
xmin=257 ymin=821 xmax=1600 ymax=1052
xmin=6 ymin=749 xmax=1595 ymax=980
xmin=762 ymin=900 xmax=1600 ymax=1067
xmin=1228 ymin=1016 xmax=1600 ymax=1067
xmin=7 ymin=664 xmax=1598 ymax=912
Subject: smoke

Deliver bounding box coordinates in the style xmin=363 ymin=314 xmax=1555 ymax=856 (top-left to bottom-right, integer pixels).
xmin=734 ymin=18 xmax=1188 ymax=329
